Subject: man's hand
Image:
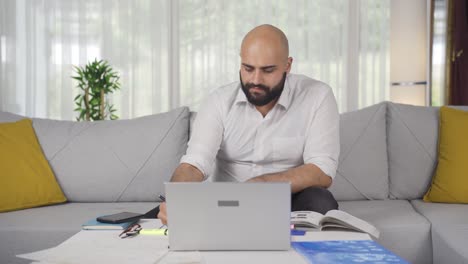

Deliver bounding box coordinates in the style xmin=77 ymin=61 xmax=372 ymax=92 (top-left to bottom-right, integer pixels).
xmin=157 ymin=202 xmax=167 ymax=225
xmin=157 ymin=163 xmax=204 ymax=225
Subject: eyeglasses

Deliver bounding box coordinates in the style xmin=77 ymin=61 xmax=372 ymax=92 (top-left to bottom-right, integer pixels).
xmin=119 ymin=223 xmax=142 ymax=239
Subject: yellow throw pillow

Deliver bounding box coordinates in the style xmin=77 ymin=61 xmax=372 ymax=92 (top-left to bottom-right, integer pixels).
xmin=0 ymin=119 xmax=67 ymax=212
xmin=424 ymin=106 xmax=468 ymax=203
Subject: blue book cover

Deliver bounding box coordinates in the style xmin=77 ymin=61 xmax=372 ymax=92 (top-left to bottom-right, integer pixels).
xmin=292 ymin=240 xmax=409 ymax=264
xmin=82 ymin=218 xmax=137 ymax=230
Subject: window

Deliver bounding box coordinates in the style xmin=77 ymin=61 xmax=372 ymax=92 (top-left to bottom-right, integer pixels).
xmin=0 ymin=0 xmax=390 ymax=119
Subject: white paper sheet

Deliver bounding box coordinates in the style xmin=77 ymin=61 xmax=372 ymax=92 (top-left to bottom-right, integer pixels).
xmin=15 ymin=219 xmax=196 ymax=264
xmin=17 ymin=247 xmax=56 ymax=262
xmin=18 ymin=230 xmax=169 ymax=264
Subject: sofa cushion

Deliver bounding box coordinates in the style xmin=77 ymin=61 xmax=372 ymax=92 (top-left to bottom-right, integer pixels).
xmin=0 ymin=107 xmax=190 ymax=202
xmin=0 ymin=119 xmax=67 ymax=213
xmin=0 ymin=202 xmax=157 ymax=263
xmin=329 ymin=102 xmax=388 ymax=200
xmin=386 ymin=102 xmax=439 ymax=200
xmin=411 ymin=200 xmax=468 ymax=263
xmin=339 ymin=200 xmax=432 ymax=264
xmin=424 ymin=106 xmax=468 ymax=203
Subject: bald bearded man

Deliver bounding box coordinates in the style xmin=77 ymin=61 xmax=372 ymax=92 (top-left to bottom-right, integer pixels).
xmin=146 ymin=24 xmax=340 ymax=225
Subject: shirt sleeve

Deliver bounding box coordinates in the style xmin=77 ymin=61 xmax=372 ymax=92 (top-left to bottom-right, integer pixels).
xmin=303 ymin=88 xmax=340 ymax=179
xmin=180 ymin=92 xmax=224 ymax=179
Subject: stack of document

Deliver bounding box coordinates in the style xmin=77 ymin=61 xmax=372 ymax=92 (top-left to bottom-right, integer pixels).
xmin=17 ymin=219 xmax=202 ymax=264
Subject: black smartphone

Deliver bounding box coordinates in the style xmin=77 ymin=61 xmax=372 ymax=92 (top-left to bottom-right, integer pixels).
xmin=96 ymin=212 xmax=144 ymax=224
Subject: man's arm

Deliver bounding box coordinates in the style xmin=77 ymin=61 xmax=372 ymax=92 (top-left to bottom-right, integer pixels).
xmin=246 ymin=163 xmax=332 ymax=193
xmin=170 ymin=163 xmax=205 ymax=182
xmin=157 ymin=163 xmax=204 ymax=224
xmin=157 ymin=91 xmax=224 ymax=223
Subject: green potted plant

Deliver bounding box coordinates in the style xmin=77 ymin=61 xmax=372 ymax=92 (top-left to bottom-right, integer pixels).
xmin=72 ymin=59 xmax=121 ymax=121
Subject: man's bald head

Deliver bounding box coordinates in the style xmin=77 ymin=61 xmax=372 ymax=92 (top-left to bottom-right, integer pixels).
xmin=240 ymin=24 xmax=289 ymax=61
xmin=239 ymin=25 xmax=292 ymax=109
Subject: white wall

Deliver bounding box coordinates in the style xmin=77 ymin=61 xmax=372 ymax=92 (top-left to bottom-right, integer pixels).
xmin=390 ymin=0 xmax=429 ymax=106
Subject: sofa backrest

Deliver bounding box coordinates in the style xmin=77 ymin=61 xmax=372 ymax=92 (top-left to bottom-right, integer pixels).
xmin=386 ymin=103 xmax=439 ymax=200
xmin=189 ymin=111 xmax=197 ymax=137
xmin=4 ymin=102 xmax=466 ymax=203
xmin=387 ymin=102 xmax=468 ymax=200
xmin=328 ymin=102 xmax=389 ymax=200
xmin=0 ymin=107 xmax=190 ymax=202
xmin=189 ymin=103 xmax=390 ymax=201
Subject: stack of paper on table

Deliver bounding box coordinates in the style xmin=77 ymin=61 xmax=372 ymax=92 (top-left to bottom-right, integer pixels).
xmin=17 ymin=219 xmax=202 ymax=264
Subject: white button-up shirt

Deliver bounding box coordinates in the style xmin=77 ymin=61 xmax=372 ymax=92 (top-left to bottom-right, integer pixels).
xmin=180 ymin=74 xmax=340 ymax=182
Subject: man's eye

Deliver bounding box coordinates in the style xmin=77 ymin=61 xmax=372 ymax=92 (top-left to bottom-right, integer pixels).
xmin=264 ymin=69 xmax=274 ymax=73
xmin=245 ymin=67 xmax=254 ymax=72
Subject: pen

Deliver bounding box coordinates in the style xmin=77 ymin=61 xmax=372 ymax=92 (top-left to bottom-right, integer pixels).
xmin=157 ymin=195 xmax=167 ymax=229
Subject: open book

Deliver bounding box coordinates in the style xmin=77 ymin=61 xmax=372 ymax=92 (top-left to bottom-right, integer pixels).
xmin=291 ymin=210 xmax=380 ymax=238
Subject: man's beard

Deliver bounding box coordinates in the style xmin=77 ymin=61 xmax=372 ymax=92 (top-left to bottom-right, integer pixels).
xmin=240 ymin=72 xmax=287 ymax=106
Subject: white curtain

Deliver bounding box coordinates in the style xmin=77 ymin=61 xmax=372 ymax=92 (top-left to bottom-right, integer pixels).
xmin=0 ymin=0 xmax=390 ymax=120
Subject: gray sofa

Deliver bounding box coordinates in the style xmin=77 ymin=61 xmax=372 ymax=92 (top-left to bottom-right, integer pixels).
xmin=1 ymin=102 xmax=467 ymax=264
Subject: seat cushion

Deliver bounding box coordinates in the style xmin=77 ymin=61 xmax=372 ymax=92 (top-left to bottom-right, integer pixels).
xmin=411 ymin=200 xmax=468 ymax=263
xmin=338 ymin=200 xmax=432 ymax=264
xmin=0 ymin=202 xmax=158 ymax=263
xmin=329 ymin=102 xmax=388 ymax=200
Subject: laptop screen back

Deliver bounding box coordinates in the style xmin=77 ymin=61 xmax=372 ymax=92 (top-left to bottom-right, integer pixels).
xmin=166 ymin=182 xmax=291 ymax=251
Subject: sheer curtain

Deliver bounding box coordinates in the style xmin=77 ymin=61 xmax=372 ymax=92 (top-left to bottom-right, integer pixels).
xmin=0 ymin=0 xmax=390 ymax=120
xmin=178 ymin=0 xmax=390 ymax=112
xmin=0 ymin=0 xmax=170 ymax=120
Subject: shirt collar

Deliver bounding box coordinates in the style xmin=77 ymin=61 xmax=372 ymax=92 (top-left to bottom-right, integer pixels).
xmin=234 ymin=74 xmax=292 ymax=110
xmin=276 ymin=75 xmax=291 ymax=110
xmin=234 ymin=84 xmax=247 ymax=104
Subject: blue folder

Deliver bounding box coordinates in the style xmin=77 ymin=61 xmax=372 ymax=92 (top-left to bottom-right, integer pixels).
xmin=292 ymin=240 xmax=409 ymax=264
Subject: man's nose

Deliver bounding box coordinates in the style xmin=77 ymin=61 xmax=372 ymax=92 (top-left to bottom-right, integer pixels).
xmin=252 ymin=70 xmax=264 ymax=85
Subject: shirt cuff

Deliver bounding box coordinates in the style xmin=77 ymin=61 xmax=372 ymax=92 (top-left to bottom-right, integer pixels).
xmin=179 ymin=155 xmax=211 ymax=180
xmin=304 ymin=157 xmax=338 ymax=179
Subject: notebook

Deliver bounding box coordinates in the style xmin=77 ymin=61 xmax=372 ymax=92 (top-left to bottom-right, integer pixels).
xmin=165 ymin=182 xmax=291 ymax=251
xmin=82 ymin=218 xmax=138 ymax=230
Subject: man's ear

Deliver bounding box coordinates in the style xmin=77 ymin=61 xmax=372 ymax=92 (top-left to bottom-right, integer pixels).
xmin=286 ymin=57 xmax=293 ymax=73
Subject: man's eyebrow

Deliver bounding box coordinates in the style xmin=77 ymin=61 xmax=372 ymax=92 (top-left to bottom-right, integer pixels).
xmin=241 ymin=63 xmax=277 ymax=70
xmin=260 ymin=65 xmax=277 ymax=70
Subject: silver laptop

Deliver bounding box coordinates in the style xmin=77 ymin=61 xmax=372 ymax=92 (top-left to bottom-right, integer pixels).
xmin=165 ymin=182 xmax=291 ymax=251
